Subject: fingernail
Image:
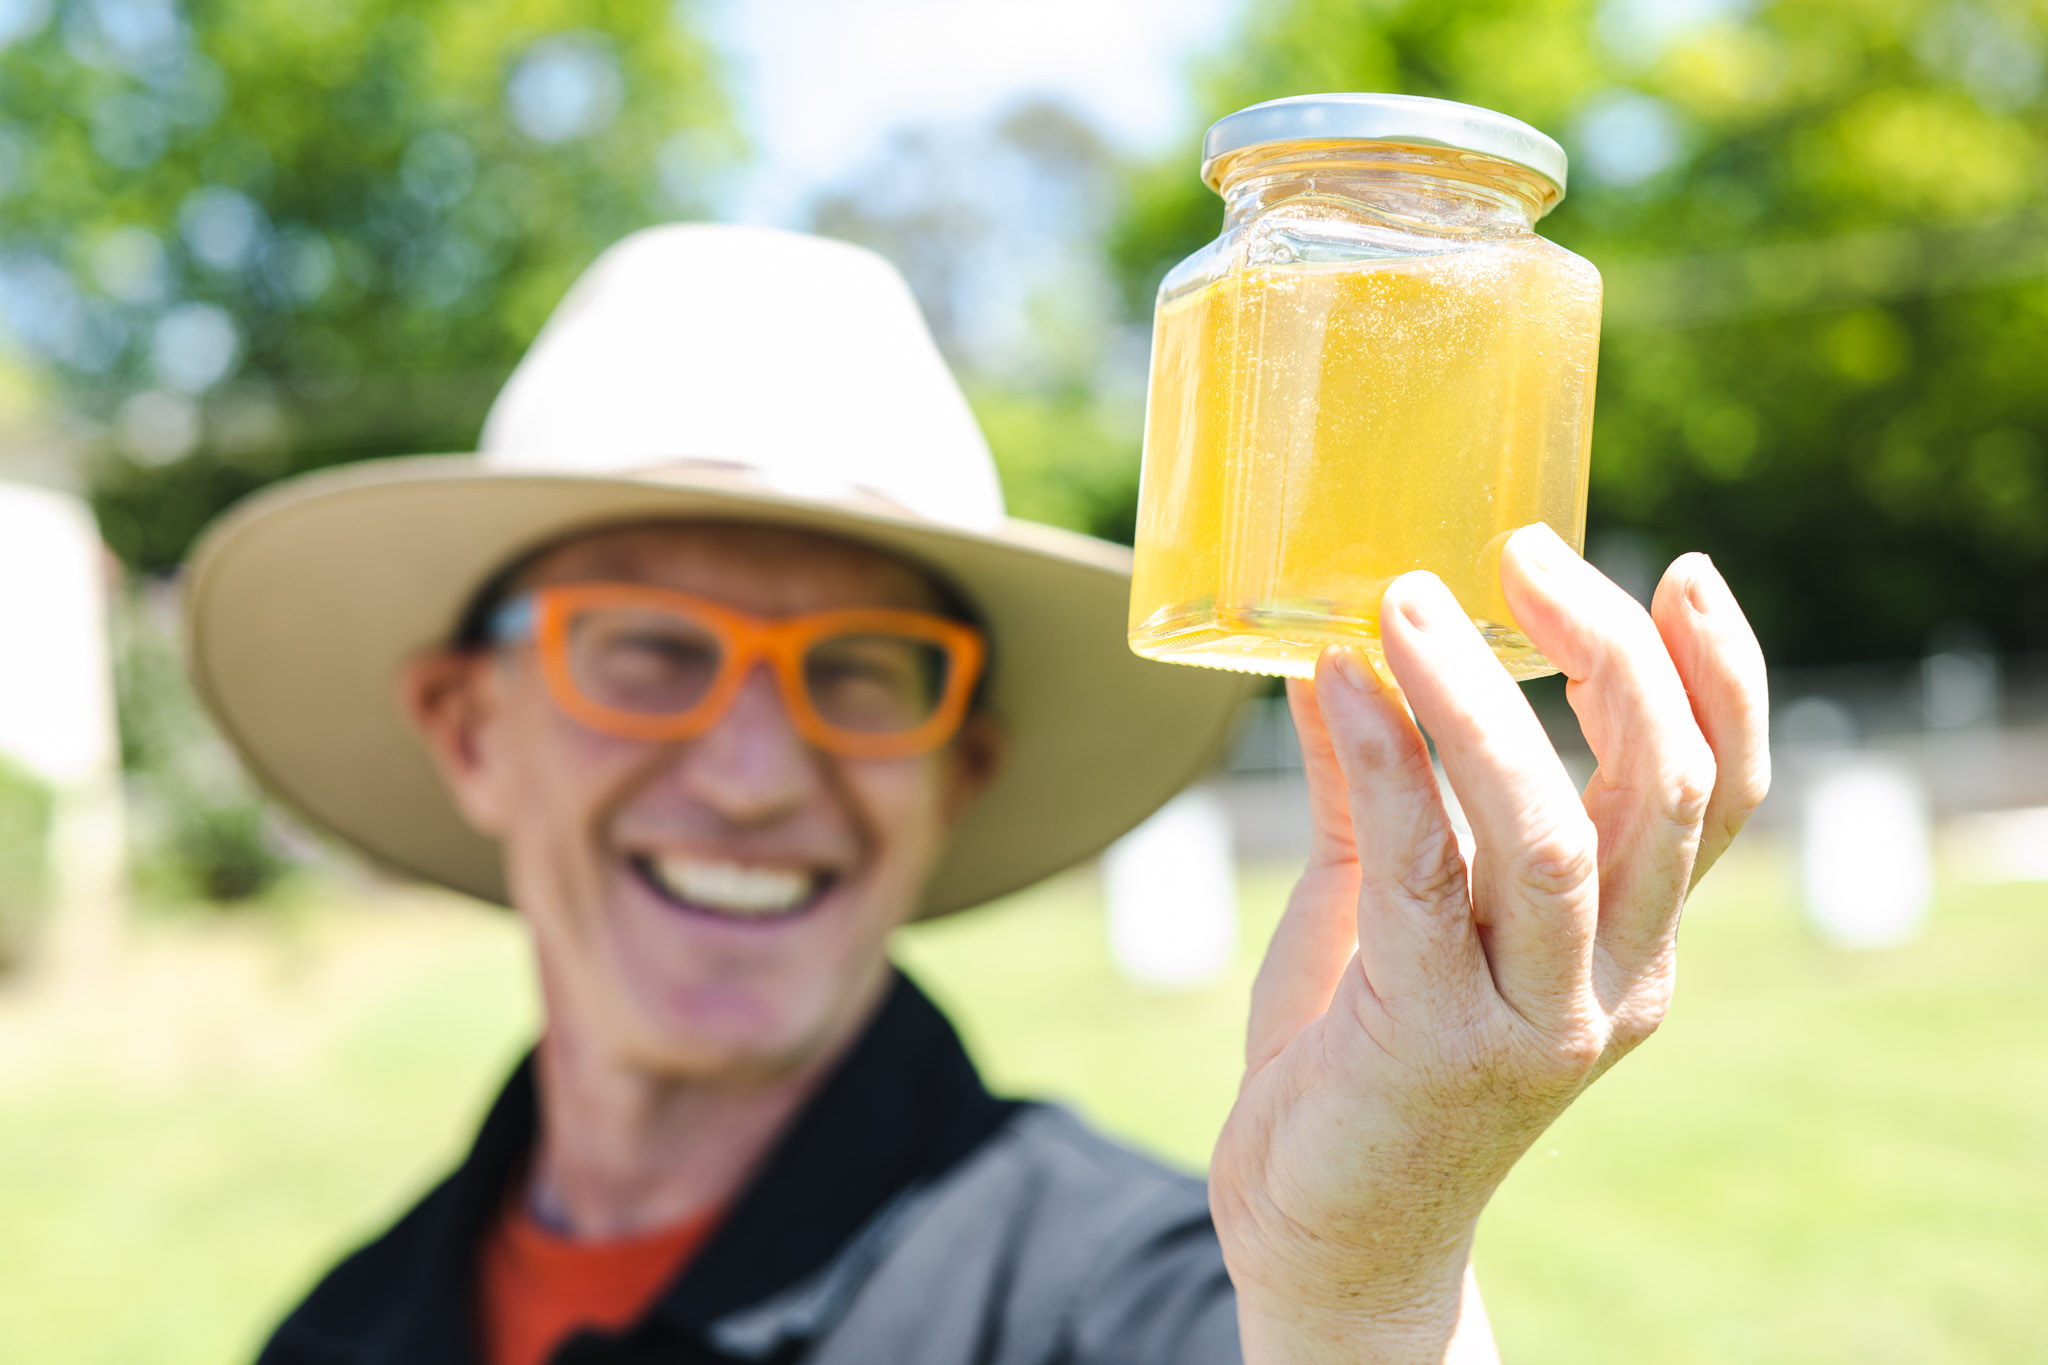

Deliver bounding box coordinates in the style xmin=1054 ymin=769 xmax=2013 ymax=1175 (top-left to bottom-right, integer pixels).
xmin=1684 ymin=554 xmax=1729 ymax=615
xmin=1520 ymin=520 xmax=1578 ymax=567
xmin=1323 ymin=645 xmax=1380 ymax=693
xmin=1393 ymin=572 xmax=1465 ymax=634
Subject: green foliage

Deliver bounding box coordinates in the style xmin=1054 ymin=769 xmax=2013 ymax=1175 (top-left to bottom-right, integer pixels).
xmin=804 ymin=101 xmax=1155 ymax=555
xmin=3 ymin=861 xmax=2044 ymax=1360
xmin=0 ymin=0 xmax=737 ymax=571
xmin=973 ymin=386 xmax=1144 ymax=544
xmin=1108 ymin=0 xmax=2048 ymax=664
xmin=112 ymin=586 xmax=289 ymax=905
xmin=0 ymin=755 xmax=54 ymax=971
xmin=158 ymin=796 xmax=288 ymax=902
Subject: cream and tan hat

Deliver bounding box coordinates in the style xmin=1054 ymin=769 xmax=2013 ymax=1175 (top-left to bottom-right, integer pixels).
xmin=184 ymin=223 xmax=1249 ymax=918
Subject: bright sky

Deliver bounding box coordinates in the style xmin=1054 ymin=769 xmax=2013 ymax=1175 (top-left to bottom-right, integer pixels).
xmin=708 ymin=0 xmax=1246 ymax=224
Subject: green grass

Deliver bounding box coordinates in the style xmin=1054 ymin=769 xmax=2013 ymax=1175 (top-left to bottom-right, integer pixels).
xmin=1 ymin=846 xmax=2043 ymax=1363
xmin=0 ymin=903 xmax=539 ymax=1365
xmin=908 ymin=850 xmax=2048 ymax=1364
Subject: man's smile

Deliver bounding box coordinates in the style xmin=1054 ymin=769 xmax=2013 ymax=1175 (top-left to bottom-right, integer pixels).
xmin=630 ymin=853 xmax=838 ymax=921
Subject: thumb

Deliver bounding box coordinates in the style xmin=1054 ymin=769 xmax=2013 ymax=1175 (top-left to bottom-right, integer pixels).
xmin=1241 ymin=677 xmax=1362 ymax=1071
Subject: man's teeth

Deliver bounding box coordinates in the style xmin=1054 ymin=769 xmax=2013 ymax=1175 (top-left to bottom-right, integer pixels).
xmin=645 ymin=857 xmax=817 ymax=917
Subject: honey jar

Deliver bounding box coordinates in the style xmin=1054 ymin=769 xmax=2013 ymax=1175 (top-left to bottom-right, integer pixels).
xmin=1128 ymin=93 xmax=1601 ymax=680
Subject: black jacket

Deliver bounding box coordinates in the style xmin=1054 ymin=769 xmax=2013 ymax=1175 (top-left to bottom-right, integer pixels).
xmin=257 ymin=974 xmax=1242 ymax=1364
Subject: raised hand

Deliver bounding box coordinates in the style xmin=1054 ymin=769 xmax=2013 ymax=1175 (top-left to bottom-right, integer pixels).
xmin=1209 ymin=523 xmax=1770 ymax=1364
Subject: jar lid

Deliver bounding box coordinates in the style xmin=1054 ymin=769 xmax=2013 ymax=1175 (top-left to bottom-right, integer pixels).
xmin=1201 ymin=93 xmax=1568 ymax=197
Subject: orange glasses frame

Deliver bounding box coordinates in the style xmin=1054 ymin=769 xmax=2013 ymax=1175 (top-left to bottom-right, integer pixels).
xmin=511 ymin=583 xmax=987 ymax=760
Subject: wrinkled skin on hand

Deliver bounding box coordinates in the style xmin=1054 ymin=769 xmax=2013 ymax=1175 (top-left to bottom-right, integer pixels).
xmin=1210 ymin=523 xmax=1771 ymax=1364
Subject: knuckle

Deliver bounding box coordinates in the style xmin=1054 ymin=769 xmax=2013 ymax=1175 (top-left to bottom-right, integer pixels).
xmin=1509 ymin=998 xmax=1606 ymax=1067
xmin=1515 ymin=817 xmax=1599 ymax=902
xmin=1552 ymin=1020 xmax=1609 ymax=1074
xmin=1429 ymin=1000 xmax=1611 ymax=1112
xmin=1718 ymin=805 xmax=1757 ymax=846
xmin=1703 ymin=755 xmax=1771 ymax=850
xmin=1667 ymin=755 xmax=1716 ymax=829
xmin=1392 ymin=834 xmax=1471 ymax=909
xmin=1342 ymin=728 xmax=1432 ymax=788
xmin=1490 ymin=1025 xmax=1604 ymax=1107
xmin=1609 ymin=989 xmax=1673 ymax=1052
xmin=1726 ymin=756 xmax=1773 ymax=823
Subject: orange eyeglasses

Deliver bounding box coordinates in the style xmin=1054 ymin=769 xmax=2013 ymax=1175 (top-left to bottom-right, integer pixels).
xmin=489 ymin=583 xmax=987 ymax=760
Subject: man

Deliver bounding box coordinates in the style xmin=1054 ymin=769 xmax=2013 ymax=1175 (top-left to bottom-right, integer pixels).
xmin=187 ymin=225 xmax=1769 ymax=1364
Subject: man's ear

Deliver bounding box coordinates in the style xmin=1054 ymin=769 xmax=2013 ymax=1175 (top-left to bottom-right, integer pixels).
xmin=940 ymin=711 xmax=1006 ymax=825
xmin=399 ymin=650 xmax=513 ymax=837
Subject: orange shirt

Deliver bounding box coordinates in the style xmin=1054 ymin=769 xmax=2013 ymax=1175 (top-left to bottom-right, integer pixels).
xmin=474 ymin=1192 xmax=721 ymax=1365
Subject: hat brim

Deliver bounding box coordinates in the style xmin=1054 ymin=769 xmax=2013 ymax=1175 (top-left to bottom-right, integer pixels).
xmin=184 ymin=456 xmax=1253 ymax=918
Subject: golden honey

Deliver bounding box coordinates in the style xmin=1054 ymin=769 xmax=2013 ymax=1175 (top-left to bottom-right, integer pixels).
xmin=1127 ymin=96 xmax=1601 ymax=680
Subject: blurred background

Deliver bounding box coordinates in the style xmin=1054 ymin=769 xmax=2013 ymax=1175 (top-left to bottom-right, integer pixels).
xmin=2 ymin=0 xmax=2045 ymax=1360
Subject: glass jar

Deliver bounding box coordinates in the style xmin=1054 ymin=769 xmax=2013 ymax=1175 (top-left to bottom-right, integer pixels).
xmin=1127 ymin=93 xmax=1601 ymax=681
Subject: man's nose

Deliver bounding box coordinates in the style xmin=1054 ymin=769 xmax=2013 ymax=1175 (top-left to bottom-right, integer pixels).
xmin=665 ymin=663 xmax=819 ymax=824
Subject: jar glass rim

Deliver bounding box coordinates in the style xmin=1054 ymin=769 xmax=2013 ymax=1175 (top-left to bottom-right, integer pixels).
xmin=1200 ymin=94 xmax=1568 ymax=199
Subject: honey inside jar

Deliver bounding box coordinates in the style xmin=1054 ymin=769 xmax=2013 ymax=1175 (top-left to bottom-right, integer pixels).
xmin=1127 ymin=97 xmax=1602 ymax=681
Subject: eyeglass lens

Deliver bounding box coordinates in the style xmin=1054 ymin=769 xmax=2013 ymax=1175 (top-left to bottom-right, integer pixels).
xmin=568 ymin=608 xmax=724 ymax=716
xmin=802 ymin=633 xmax=950 ymax=733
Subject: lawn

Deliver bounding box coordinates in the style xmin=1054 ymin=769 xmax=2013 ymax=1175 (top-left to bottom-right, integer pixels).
xmin=1 ymin=843 xmax=2042 ymax=1363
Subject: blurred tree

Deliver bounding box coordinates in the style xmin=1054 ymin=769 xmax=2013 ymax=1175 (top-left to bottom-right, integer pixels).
xmin=0 ymin=753 xmax=53 ymax=971
xmin=0 ymin=0 xmax=738 ymax=571
xmin=1108 ymin=0 xmax=2048 ymax=665
xmin=111 ymin=582 xmax=290 ymax=904
xmin=809 ymin=98 xmax=1149 ymax=543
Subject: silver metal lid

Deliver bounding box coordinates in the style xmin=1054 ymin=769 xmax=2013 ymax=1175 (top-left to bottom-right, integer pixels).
xmin=1201 ymin=93 xmax=1568 ymax=197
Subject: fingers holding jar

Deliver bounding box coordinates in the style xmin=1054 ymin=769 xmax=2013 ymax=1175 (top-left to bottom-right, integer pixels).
xmin=1649 ymin=554 xmax=1772 ymax=887
xmin=1499 ymin=524 xmax=1717 ymax=981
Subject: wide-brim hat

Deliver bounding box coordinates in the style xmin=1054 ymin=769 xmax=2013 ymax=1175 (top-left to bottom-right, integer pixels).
xmin=184 ymin=224 xmax=1249 ymax=918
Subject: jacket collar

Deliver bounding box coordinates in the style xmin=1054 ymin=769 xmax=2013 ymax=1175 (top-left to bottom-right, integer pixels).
xmin=647 ymin=971 xmax=1016 ymax=1345
xmin=291 ymin=970 xmax=1013 ymax=1362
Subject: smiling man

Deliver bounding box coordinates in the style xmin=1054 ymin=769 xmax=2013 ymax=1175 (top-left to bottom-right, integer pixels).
xmin=185 ymin=225 xmax=1769 ymax=1365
